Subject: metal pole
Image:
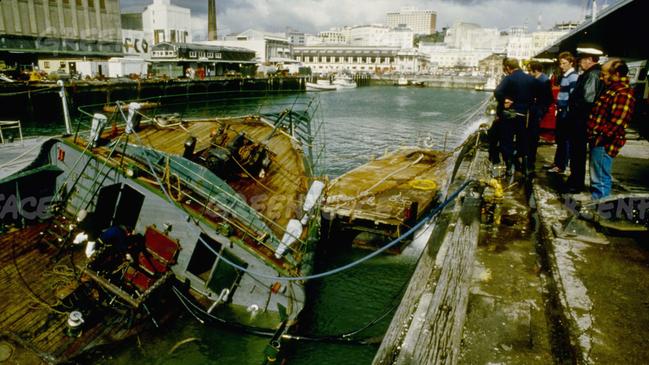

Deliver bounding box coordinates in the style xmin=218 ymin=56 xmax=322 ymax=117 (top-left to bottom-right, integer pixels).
xmin=57 ymin=80 xmax=72 ymax=135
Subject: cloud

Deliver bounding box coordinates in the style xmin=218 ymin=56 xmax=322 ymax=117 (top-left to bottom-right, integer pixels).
xmin=191 ymin=15 xmax=208 ymax=41
xmin=215 ymin=0 xmax=585 ymax=34
xmin=435 ymin=0 xmax=584 ymax=30
xmin=121 ymin=0 xmax=595 ymax=35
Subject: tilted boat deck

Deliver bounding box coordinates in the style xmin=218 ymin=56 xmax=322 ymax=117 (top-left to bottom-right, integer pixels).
xmin=0 ymin=220 xmax=92 ymax=362
xmin=110 ymin=116 xmax=309 ymax=239
xmin=322 ymin=147 xmax=449 ymax=247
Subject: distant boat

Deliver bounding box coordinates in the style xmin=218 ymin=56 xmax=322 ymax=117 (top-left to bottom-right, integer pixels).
xmin=475 ymin=76 xmax=497 ymax=92
xmin=332 ymin=74 xmax=357 ymax=89
xmin=306 ymin=79 xmax=337 ymax=91
xmin=396 ymin=77 xmax=409 ymax=86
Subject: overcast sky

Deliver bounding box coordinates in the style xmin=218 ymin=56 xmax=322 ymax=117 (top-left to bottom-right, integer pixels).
xmin=121 ymin=0 xmax=609 ymax=40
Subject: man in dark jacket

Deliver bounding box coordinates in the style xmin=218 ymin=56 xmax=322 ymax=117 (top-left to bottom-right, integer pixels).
xmin=494 ymin=57 xmax=537 ymax=176
xmin=566 ymin=47 xmax=604 ymax=193
xmin=528 ymin=60 xmax=554 ymax=172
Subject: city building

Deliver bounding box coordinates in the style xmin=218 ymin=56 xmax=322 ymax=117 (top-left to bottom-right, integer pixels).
xmin=142 ymin=0 xmax=192 ymax=45
xmin=0 ymin=0 xmax=122 ymax=70
xmin=150 ymin=42 xmax=256 ymax=78
xmin=347 ymin=24 xmax=414 ymax=49
xmin=286 ymin=29 xmax=306 ymax=46
xmin=121 ymin=13 xmax=151 ymax=58
xmin=386 ymin=7 xmax=437 ymax=35
xmin=304 ymin=34 xmax=323 ymax=46
xmin=443 ymin=23 xmax=505 ymax=52
xmin=477 ymin=53 xmax=506 ymax=77
xmin=506 ymin=28 xmax=568 ymax=61
xmin=318 ymin=29 xmax=347 ymax=45
xmin=294 ymin=45 xmax=397 ymax=74
xmin=531 ymin=30 xmax=567 ymax=56
xmin=395 ymin=48 xmax=429 ymax=74
xmin=203 ymin=29 xmax=292 ymax=64
xmin=553 ymin=21 xmax=579 ymax=31
xmin=419 ymin=43 xmax=492 ymax=70
xmin=294 ymin=45 xmax=426 ymax=74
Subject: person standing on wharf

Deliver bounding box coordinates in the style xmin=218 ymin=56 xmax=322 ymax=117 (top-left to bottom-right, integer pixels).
xmin=565 ymin=47 xmax=604 ymax=193
xmin=587 ymin=58 xmax=636 ymax=200
xmin=548 ymin=52 xmax=579 ymax=175
xmin=494 ymin=58 xmax=537 ymax=176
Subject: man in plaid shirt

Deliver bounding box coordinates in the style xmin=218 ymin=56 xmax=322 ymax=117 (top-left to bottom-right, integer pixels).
xmin=587 ymin=59 xmax=636 ymax=199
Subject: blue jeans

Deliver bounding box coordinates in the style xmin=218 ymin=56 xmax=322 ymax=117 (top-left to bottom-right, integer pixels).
xmin=590 ymin=146 xmax=613 ymax=199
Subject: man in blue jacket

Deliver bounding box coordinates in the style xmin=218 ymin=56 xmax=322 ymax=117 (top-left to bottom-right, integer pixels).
xmin=549 ymin=52 xmax=578 ymax=174
xmin=494 ymin=57 xmax=537 ymax=176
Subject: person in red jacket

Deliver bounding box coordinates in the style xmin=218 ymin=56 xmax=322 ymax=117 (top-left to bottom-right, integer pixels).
xmin=586 ymin=58 xmax=636 ymax=200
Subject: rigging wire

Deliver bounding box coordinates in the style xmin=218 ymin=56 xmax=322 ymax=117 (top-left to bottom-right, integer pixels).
xmin=171 ymin=285 xmax=379 ymax=345
xmin=121 ymin=96 xmax=478 ymax=282
xmin=46 ymin=89 xmax=483 ymax=345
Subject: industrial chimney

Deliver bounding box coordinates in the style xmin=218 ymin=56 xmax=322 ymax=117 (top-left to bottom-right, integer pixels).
xmin=208 ymin=0 xmax=217 ymax=40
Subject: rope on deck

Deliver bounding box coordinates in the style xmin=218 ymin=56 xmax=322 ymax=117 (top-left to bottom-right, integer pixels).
xmin=130 ymin=126 xmax=474 ymax=282
xmin=197 ymin=178 xmax=475 ymax=282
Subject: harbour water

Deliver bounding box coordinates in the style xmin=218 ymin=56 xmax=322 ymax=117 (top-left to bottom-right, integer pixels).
xmin=30 ymin=86 xmax=489 ymax=364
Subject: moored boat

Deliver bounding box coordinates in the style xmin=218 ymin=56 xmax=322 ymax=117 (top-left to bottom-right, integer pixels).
xmin=332 ymin=74 xmax=357 ymax=89
xmin=0 ymin=95 xmax=324 ymax=362
xmin=321 ymin=147 xmax=449 ymax=252
xmin=475 ymin=76 xmax=497 ymax=92
xmin=306 ymin=79 xmax=337 ymax=91
xmin=396 ymin=77 xmax=409 ymax=86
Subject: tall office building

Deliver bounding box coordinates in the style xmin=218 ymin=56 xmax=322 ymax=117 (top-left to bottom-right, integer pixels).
xmin=386 ymin=7 xmax=437 ymax=35
xmin=142 ymin=0 xmax=192 ymax=45
xmin=0 ymin=0 xmax=122 ymax=57
xmin=208 ymin=0 xmax=217 ymax=41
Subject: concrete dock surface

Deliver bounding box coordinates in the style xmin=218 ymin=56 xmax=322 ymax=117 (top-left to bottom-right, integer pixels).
xmin=374 ymin=129 xmax=649 ymax=364
xmin=528 ymin=133 xmax=649 ymax=364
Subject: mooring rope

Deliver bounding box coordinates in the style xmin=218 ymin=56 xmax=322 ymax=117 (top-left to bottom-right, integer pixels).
xmin=125 ymin=111 xmax=475 ymax=281
xmin=195 ymin=179 xmax=474 ymax=282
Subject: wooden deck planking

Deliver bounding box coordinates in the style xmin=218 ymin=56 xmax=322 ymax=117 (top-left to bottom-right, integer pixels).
xmin=0 ymin=248 xmax=60 ymax=325
xmin=86 ymin=116 xmax=311 ymax=265
xmin=0 ymin=220 xmax=101 ymax=361
xmin=0 ymin=252 xmax=64 ymax=355
xmin=4 ymin=250 xmax=64 ymax=332
xmin=133 ymin=118 xmax=308 ymax=236
xmin=324 ymin=148 xmax=448 ymax=225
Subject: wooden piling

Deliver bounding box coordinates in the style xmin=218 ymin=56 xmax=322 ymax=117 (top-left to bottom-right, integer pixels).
xmin=373 ymin=134 xmax=489 ymax=365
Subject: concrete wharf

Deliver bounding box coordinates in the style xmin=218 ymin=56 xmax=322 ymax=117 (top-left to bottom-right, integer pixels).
xmin=374 ymin=129 xmax=649 ymax=364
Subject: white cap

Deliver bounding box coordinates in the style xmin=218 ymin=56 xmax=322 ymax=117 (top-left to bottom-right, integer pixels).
xmin=576 ymin=47 xmax=603 ymax=56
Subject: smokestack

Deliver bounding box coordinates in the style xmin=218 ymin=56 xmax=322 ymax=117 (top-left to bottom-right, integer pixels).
xmin=208 ymin=0 xmax=217 ymax=41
